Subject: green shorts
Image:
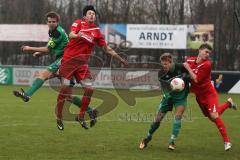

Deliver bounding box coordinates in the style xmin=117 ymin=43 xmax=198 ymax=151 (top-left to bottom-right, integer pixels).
xmin=47 ymin=58 xmax=62 ymax=73
xmin=158 ymin=95 xmax=187 ymax=113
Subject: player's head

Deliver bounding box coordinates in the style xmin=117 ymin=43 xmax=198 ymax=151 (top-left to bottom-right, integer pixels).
xmin=198 ymin=43 xmax=212 ymax=60
xmin=45 ymin=11 xmax=60 ymax=30
xmin=83 ymin=5 xmax=96 ymax=23
xmin=160 ymin=53 xmax=173 ymax=71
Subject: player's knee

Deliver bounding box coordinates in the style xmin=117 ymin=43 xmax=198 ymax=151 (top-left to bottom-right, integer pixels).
xmin=209 ymin=112 xmax=219 ymax=120
xmin=37 ymin=75 xmax=47 ymax=80
xmin=38 ymin=70 xmax=52 ymax=80
xmin=81 ymin=79 xmax=93 ymax=96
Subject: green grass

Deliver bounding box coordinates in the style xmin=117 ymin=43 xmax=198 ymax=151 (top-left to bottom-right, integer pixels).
xmin=0 ymin=85 xmax=239 ymax=160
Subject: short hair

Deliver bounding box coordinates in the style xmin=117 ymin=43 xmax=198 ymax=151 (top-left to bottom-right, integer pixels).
xmin=83 ymin=5 xmax=96 ymax=16
xmin=199 ymin=43 xmax=213 ymax=51
xmin=45 ymin=11 xmax=60 ymax=22
xmin=160 ymin=53 xmax=173 ymax=62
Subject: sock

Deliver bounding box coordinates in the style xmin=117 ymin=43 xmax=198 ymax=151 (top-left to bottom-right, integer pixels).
xmin=218 ymin=102 xmax=230 ymax=115
xmin=214 ymin=117 xmax=230 ymax=142
xmin=25 ymin=78 xmax=45 ymax=96
xmin=147 ymin=122 xmax=160 ymax=140
xmin=72 ymin=96 xmax=93 ymax=113
xmin=169 ymin=117 xmax=182 ymax=144
xmin=79 ymin=96 xmax=91 ymax=117
xmin=56 ymin=95 xmax=64 ymax=120
xmin=56 ymin=87 xmax=71 ymax=120
xmin=79 ymin=87 xmax=93 ymax=117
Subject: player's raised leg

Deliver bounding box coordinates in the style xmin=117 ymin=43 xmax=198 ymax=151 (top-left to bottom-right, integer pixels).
xmin=13 ymin=69 xmax=51 ymax=102
xmin=13 ymin=58 xmax=60 ymax=102
xmin=217 ymin=98 xmax=237 ymax=115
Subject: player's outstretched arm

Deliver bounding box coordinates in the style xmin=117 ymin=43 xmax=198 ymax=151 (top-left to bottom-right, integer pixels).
xmin=183 ymin=62 xmax=198 ymax=83
xmin=102 ymin=45 xmax=128 ymax=66
xmin=21 ymin=45 xmax=49 ymax=54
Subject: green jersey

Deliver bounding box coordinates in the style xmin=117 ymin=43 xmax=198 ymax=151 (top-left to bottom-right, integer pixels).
xmin=158 ymin=63 xmax=190 ymax=99
xmin=47 ymin=25 xmax=69 ymax=59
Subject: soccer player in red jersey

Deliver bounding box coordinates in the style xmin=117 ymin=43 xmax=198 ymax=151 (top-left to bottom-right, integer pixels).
xmin=184 ymin=43 xmax=237 ymax=151
xmin=56 ymin=5 xmax=127 ymax=129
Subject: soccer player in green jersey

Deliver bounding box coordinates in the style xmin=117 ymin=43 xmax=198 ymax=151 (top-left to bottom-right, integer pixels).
xmin=13 ymin=11 xmax=97 ymax=130
xmin=139 ymin=53 xmax=191 ymax=150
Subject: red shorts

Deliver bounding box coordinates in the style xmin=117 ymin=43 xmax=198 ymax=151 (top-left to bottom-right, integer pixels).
xmin=59 ymin=57 xmax=92 ymax=82
xmin=195 ymin=91 xmax=219 ymax=117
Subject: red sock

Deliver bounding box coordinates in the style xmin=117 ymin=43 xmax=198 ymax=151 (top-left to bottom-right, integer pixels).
xmin=79 ymin=96 xmax=91 ymax=117
xmin=79 ymin=87 xmax=93 ymax=117
xmin=56 ymin=87 xmax=72 ymax=120
xmin=214 ymin=117 xmax=230 ymax=142
xmin=218 ymin=102 xmax=230 ymax=115
xmin=56 ymin=94 xmax=64 ymax=120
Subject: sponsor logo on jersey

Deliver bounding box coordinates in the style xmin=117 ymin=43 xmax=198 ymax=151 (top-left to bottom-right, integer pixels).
xmin=47 ymin=39 xmax=56 ymax=48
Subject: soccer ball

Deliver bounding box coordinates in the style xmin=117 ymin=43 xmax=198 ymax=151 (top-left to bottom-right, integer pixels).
xmin=170 ymin=78 xmax=185 ymax=92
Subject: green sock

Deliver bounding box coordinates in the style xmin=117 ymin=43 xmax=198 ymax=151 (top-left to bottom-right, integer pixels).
xmin=25 ymin=78 xmax=45 ymax=96
xmin=72 ymin=96 xmax=93 ymax=113
xmin=147 ymin=122 xmax=160 ymax=140
xmin=169 ymin=117 xmax=182 ymax=144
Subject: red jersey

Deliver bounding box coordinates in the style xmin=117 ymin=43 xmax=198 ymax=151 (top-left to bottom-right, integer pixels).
xmin=186 ymin=57 xmax=216 ymax=95
xmin=63 ymin=19 xmax=106 ymax=63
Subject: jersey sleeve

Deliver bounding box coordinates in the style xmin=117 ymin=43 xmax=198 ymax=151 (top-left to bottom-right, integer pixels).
xmin=196 ymin=61 xmax=211 ymax=83
xmin=96 ymin=32 xmax=106 ymax=47
xmin=70 ymin=20 xmax=81 ymax=33
xmin=47 ymin=30 xmax=62 ymax=49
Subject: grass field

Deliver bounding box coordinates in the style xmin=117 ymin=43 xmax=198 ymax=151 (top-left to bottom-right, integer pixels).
xmin=0 ymin=85 xmax=239 ymax=160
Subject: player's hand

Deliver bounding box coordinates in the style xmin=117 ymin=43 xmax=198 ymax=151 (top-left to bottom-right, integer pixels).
xmin=21 ymin=45 xmax=31 ymax=52
xmin=33 ymin=52 xmax=41 ymax=57
xmin=183 ymin=62 xmax=190 ymax=69
xmin=77 ymin=31 xmax=82 ymax=38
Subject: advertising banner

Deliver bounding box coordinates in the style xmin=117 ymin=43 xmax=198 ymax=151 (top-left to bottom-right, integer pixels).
xmin=100 ymin=24 xmax=214 ymax=49
xmin=126 ymin=24 xmax=187 ymax=49
xmin=13 ymin=68 xmax=43 ymax=85
xmin=0 ymin=66 xmax=13 ymax=85
xmin=0 ymin=25 xmax=48 ymax=42
xmin=91 ymin=69 xmax=159 ymax=89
